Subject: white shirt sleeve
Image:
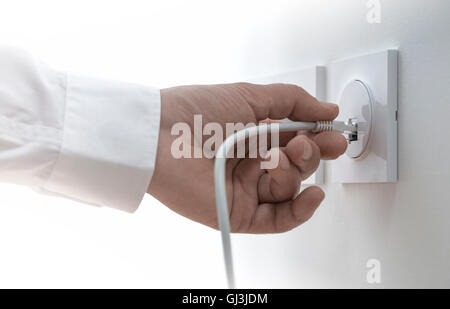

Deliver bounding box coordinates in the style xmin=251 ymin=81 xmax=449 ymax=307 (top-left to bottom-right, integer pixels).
xmin=0 ymin=46 xmax=161 ymax=212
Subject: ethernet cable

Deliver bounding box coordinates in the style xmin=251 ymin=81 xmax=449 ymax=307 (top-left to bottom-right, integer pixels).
xmin=214 ymin=120 xmax=357 ymax=289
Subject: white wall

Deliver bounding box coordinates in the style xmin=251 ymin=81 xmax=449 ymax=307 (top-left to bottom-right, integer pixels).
xmin=233 ymin=0 xmax=450 ymax=288
xmin=0 ymin=0 xmax=449 ymax=288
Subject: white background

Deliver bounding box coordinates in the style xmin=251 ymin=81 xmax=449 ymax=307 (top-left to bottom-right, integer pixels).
xmin=0 ymin=0 xmax=449 ymax=288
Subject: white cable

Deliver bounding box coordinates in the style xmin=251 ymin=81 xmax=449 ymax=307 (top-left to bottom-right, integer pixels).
xmin=214 ymin=120 xmax=356 ymax=289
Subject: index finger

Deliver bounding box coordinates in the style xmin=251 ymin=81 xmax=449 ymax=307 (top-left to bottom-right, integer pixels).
xmin=234 ymin=83 xmax=339 ymax=122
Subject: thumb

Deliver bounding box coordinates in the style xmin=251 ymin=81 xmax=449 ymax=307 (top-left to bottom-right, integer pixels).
xmin=233 ymin=83 xmax=339 ymax=122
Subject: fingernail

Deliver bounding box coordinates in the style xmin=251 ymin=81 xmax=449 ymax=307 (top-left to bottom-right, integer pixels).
xmin=321 ymin=101 xmax=338 ymax=108
xmin=302 ymin=140 xmax=312 ymax=161
xmin=321 ymin=102 xmax=339 ymax=114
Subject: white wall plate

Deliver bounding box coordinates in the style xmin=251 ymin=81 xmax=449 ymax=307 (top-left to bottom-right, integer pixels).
xmin=250 ymin=67 xmax=326 ymax=185
xmin=330 ymin=50 xmax=398 ymax=183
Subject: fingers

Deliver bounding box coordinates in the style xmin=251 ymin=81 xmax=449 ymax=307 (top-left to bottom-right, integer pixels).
xmin=258 ymin=148 xmax=301 ymax=203
xmin=285 ymin=135 xmax=321 ymax=181
xmin=248 ymin=186 xmax=325 ymax=234
xmin=257 ymin=134 xmax=330 ymax=204
xmin=234 ymin=83 xmax=339 ymax=122
xmin=312 ymin=131 xmax=348 ymax=160
xmin=240 ymin=131 xmax=346 ymax=209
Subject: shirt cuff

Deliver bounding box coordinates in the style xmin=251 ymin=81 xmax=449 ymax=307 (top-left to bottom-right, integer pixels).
xmin=42 ymin=73 xmax=161 ymax=212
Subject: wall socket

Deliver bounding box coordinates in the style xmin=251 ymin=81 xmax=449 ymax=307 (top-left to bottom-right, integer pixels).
xmin=249 ymin=49 xmax=398 ymax=184
xmin=330 ymin=50 xmax=398 ymax=183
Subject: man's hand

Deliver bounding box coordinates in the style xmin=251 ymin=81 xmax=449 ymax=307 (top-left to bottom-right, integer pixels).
xmin=148 ymin=83 xmax=347 ymax=233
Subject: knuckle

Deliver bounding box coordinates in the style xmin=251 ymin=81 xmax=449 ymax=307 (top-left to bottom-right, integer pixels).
xmin=286 ymin=84 xmax=306 ymax=94
xmin=233 ymin=82 xmax=253 ymax=89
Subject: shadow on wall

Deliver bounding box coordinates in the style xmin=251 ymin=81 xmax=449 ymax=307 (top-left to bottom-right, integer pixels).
xmin=340 ymin=183 xmax=398 ymax=228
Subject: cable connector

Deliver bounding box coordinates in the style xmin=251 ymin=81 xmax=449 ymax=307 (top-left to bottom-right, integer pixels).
xmin=314 ymin=120 xmax=358 ymax=142
xmin=214 ymin=118 xmax=360 ymax=288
